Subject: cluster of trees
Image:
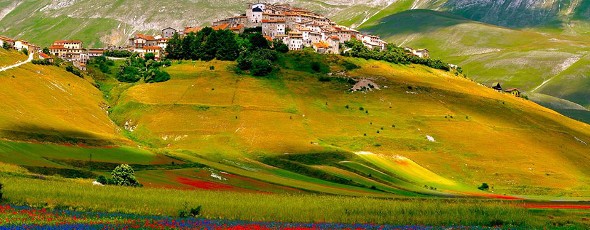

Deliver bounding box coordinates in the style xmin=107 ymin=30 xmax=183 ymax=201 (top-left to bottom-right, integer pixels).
xmin=66 ymin=65 xmax=83 ymax=78
xmin=342 ymin=40 xmax=450 ymax=71
xmin=96 ymin=164 xmax=142 ymax=187
xmin=165 ymin=27 xmax=288 ymax=76
xmin=117 ymin=54 xmax=171 ymax=83
xmin=104 ymin=50 xmax=133 ymax=58
xmin=88 ymin=55 xmax=115 ymax=73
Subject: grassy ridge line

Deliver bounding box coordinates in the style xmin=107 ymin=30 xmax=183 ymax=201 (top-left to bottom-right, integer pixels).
xmin=0 ymin=175 xmax=541 ymax=227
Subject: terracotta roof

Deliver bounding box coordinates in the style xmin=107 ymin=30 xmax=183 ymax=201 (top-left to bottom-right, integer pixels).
xmin=0 ymin=38 xmax=14 ymax=42
xmin=330 ymin=35 xmax=340 ymax=40
xmin=39 ymin=53 xmax=51 ymax=58
xmin=184 ymin=26 xmax=201 ymax=34
xmin=135 ymin=34 xmax=156 ymax=41
xmin=212 ymin=23 xmax=230 ymax=31
xmin=505 ymin=88 xmax=520 ymax=92
xmin=230 ymin=24 xmax=245 ymax=31
xmin=49 ymin=45 xmax=65 ymax=49
xmin=313 ymin=42 xmax=329 ymax=49
xmin=144 ymin=46 xmax=162 ymax=50
xmin=263 ymin=36 xmax=273 ymax=41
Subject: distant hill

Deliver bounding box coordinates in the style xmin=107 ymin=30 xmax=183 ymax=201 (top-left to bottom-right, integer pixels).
xmin=4 ymin=0 xmax=590 ymax=48
xmin=362 ymin=10 xmax=590 ymax=120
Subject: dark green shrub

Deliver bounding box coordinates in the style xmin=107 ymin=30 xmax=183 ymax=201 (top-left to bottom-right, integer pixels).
xmin=144 ymin=53 xmax=156 ymax=61
xmin=311 ymin=61 xmax=322 ymax=72
xmin=318 ymin=76 xmax=331 ymax=82
xmin=96 ymin=175 xmax=108 ymax=185
xmin=342 ymin=60 xmax=360 ymax=70
xmin=65 ymin=65 xmax=83 ymax=78
xmin=251 ymin=59 xmax=273 ymax=76
xmin=478 ymin=183 xmax=490 ymax=191
xmin=0 ymin=182 xmax=3 ymax=200
xmin=22 ymin=48 xmax=28 ymax=56
xmin=179 ymin=203 xmax=202 ymax=218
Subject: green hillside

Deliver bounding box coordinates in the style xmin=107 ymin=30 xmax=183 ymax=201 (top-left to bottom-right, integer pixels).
xmin=1 ymin=49 xmax=590 ymax=199
xmin=362 ymin=10 xmax=590 ymax=115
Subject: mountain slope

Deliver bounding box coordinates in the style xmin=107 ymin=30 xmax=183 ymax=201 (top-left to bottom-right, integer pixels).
xmin=102 ymin=54 xmax=590 ymax=197
xmin=0 ymin=61 xmax=126 ymax=144
xmin=0 ymin=0 xmax=398 ymax=47
xmin=362 ymin=10 xmax=590 ymax=116
xmin=1 ymin=50 xmax=590 ymax=196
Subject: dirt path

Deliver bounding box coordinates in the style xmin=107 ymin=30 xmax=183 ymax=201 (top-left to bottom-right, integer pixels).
xmin=0 ymin=52 xmax=34 ymax=72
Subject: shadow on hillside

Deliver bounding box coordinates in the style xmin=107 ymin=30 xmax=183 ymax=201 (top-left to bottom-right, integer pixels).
xmin=0 ymin=124 xmax=113 ymax=146
xmin=442 ymin=1 xmax=562 ymax=29
xmin=363 ymin=9 xmax=472 ymax=37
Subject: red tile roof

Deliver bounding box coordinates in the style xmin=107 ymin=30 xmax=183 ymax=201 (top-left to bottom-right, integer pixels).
xmin=144 ymin=46 xmax=161 ymax=50
xmin=135 ymin=34 xmax=156 ymax=41
xmin=184 ymin=26 xmax=201 ymax=34
xmin=39 ymin=53 xmax=51 ymax=58
xmin=49 ymin=45 xmax=65 ymax=49
xmin=54 ymin=40 xmax=82 ymax=44
xmin=212 ymin=23 xmax=230 ymax=31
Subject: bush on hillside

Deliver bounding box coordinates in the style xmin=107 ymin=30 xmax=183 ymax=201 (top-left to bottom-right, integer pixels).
xmin=478 ymin=183 xmax=490 ymax=191
xmin=32 ymin=59 xmax=52 ymax=65
xmin=116 ymin=54 xmax=170 ymax=83
xmin=251 ymin=59 xmax=274 ymax=76
xmin=22 ymin=48 xmax=28 ymax=56
xmin=144 ymin=52 xmax=156 ymax=61
xmin=111 ymin=164 xmax=141 ymax=187
xmin=42 ymin=47 xmax=50 ymax=55
xmin=178 ymin=202 xmax=202 ymax=218
xmin=343 ymin=39 xmax=451 ymax=71
xmin=66 ymin=65 xmax=83 ymax=78
xmin=104 ymin=50 xmax=132 ymax=58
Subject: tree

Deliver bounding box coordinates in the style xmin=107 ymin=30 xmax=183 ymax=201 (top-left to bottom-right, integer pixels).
xmin=117 ymin=65 xmax=142 ymax=82
xmin=2 ymin=42 xmax=10 ymax=49
xmin=165 ymin=33 xmax=183 ymax=60
xmin=22 ymin=48 xmax=28 ymax=56
xmin=215 ymin=30 xmax=239 ymax=61
xmin=249 ymin=33 xmax=269 ymax=50
xmin=144 ymin=68 xmax=171 ymax=83
xmin=273 ymin=40 xmax=289 ymax=53
xmin=144 ymin=52 xmax=156 ymax=61
xmin=251 ymin=59 xmax=273 ymax=76
xmin=42 ymin=47 xmax=50 ymax=54
xmin=111 ymin=164 xmax=141 ymax=187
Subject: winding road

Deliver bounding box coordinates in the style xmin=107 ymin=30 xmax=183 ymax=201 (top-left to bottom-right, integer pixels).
xmin=0 ymin=52 xmax=34 ymax=72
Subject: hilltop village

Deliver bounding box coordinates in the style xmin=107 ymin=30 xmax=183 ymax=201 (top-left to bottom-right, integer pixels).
xmin=0 ymin=3 xmax=519 ymax=97
xmin=0 ymin=3 xmax=424 ymax=67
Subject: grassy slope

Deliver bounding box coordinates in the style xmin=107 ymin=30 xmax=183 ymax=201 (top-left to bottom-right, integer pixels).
xmin=105 ymin=55 xmax=590 ymax=197
xmin=361 ymin=10 xmax=590 ymax=110
xmin=0 ymin=49 xmax=27 ymax=66
xmin=1 ymin=51 xmax=590 ymax=198
xmin=0 ymin=63 xmax=126 ymax=143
